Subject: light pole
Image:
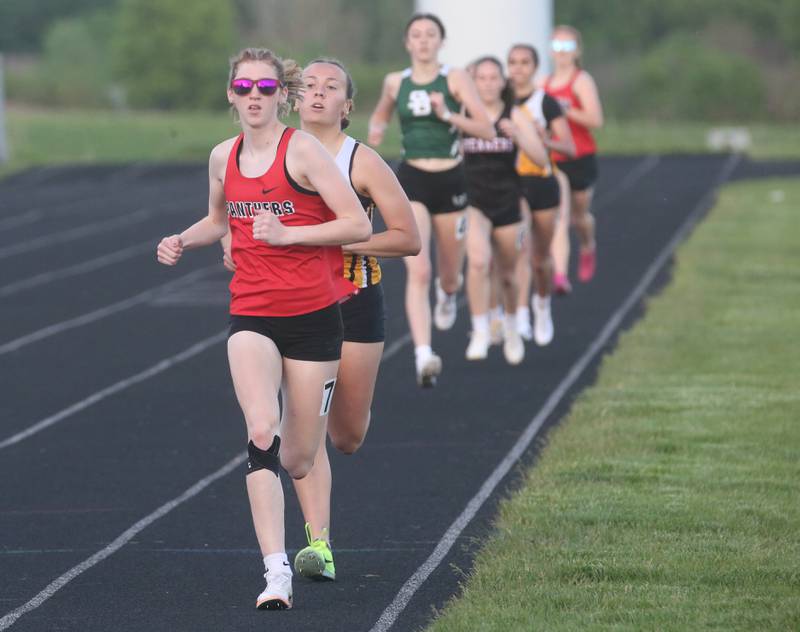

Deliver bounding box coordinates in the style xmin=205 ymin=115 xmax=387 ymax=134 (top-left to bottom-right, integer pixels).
xmin=414 ymin=0 xmax=554 ymax=74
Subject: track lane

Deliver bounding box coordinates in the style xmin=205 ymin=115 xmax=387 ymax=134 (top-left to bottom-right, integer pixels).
xmin=4 ymin=156 xmax=794 ymax=631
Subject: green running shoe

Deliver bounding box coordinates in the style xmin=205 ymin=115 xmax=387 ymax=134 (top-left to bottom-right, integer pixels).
xmin=294 ymin=523 xmax=336 ymax=581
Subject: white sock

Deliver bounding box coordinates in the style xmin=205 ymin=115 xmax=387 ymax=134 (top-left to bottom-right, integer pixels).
xmin=533 ymin=295 xmax=551 ymax=311
xmin=505 ymin=314 xmax=518 ymax=333
xmin=264 ymin=552 xmax=291 ymax=576
xmin=415 ymin=345 xmax=432 ymax=362
xmin=490 ymin=306 xmax=504 ymax=322
xmin=516 ymin=306 xmax=530 ymax=325
xmin=471 ymin=313 xmax=490 ymax=333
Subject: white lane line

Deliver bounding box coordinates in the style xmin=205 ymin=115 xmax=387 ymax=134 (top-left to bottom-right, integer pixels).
xmin=0 ymin=329 xmax=228 ymax=451
xmin=594 ymin=155 xmax=660 ymax=211
xmin=382 ymin=332 xmax=412 ymax=361
xmin=369 ymin=154 xmax=741 ymax=632
xmin=0 ymin=240 xmax=155 ymax=298
xmin=1 ymin=267 xmax=410 ymax=449
xmin=0 ymin=210 xmax=45 ymax=232
xmin=0 ymin=164 xmax=180 ymax=233
xmin=0 ymin=450 xmax=247 ymax=631
xmin=0 ymin=264 xmax=217 ymax=356
xmin=0 ymin=155 xmax=683 ymax=627
xmin=0 ymin=206 xmax=160 ymax=260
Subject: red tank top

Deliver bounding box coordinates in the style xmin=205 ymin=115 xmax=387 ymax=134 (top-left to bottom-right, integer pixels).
xmin=225 ymin=127 xmax=356 ymax=316
xmin=544 ymin=69 xmax=596 ymax=161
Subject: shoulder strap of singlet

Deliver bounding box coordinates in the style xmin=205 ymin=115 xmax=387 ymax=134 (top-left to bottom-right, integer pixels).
xmin=276 ymin=126 xmax=293 ymax=160
xmin=281 ymin=127 xmax=319 ymax=196
xmin=334 ymin=135 xmax=357 ymax=182
xmin=227 ymin=133 xmax=244 ymax=174
xmin=523 ymin=89 xmax=546 ymax=127
xmin=567 ymin=68 xmax=582 ymax=89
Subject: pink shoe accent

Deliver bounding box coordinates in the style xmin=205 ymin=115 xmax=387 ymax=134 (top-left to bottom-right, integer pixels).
xmin=578 ymin=248 xmax=596 ymax=282
xmin=553 ymin=273 xmax=572 ymax=295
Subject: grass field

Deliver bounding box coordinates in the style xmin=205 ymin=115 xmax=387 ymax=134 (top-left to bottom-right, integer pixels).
xmin=0 ymin=107 xmax=402 ymax=175
xmin=2 ymin=108 xmax=799 ymax=177
xmin=426 ymin=178 xmax=800 ymax=631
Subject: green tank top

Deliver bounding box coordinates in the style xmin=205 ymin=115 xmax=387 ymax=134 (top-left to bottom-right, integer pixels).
xmin=396 ymin=66 xmax=461 ymax=159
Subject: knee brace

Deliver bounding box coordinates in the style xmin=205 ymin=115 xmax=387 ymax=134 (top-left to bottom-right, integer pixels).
xmin=246 ymin=435 xmax=281 ymax=477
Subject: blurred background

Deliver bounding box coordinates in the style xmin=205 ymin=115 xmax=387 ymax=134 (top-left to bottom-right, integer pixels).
xmin=1 ymin=0 xmax=798 ymax=171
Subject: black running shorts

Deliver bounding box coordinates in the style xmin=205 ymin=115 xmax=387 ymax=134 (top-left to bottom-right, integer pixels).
xmin=472 ymin=201 xmax=521 ymax=227
xmin=397 ymin=161 xmax=468 ymax=215
xmin=521 ymin=175 xmax=560 ymax=211
xmin=555 ymin=154 xmax=598 ymax=192
xmin=229 ymin=303 xmax=343 ymax=361
xmin=341 ymin=283 xmax=386 ymax=343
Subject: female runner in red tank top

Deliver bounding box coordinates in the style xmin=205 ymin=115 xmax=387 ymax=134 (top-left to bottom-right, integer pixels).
xmin=223 ymin=58 xmax=420 ymax=581
xmin=544 ymin=25 xmax=604 ymax=284
xmin=156 ymin=48 xmax=371 ymax=612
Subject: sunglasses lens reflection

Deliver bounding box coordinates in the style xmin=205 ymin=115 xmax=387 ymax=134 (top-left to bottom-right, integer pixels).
xmin=552 ymin=40 xmax=577 ymax=52
xmin=231 ymin=79 xmax=280 ymax=96
xmin=256 ymin=79 xmax=279 ymax=95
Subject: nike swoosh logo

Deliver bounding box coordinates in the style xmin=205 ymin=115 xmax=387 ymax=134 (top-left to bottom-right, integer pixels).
xmin=262 ymin=187 xmax=278 ymax=195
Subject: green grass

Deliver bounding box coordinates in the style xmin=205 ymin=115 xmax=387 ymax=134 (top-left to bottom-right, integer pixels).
xmin=597 ymin=119 xmax=800 ymax=159
xmin=1 ymin=107 xmax=403 ymax=175
xmin=2 ymin=107 xmax=798 ymax=177
xmin=4 ymin=107 xmax=239 ymax=170
xmin=426 ymin=178 xmax=800 ymax=632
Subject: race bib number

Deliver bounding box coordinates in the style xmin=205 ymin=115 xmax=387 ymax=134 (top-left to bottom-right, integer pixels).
xmin=455 ymin=212 xmax=468 ymax=239
xmin=319 ymin=379 xmax=336 ymax=416
xmin=408 ymin=90 xmax=432 ymax=116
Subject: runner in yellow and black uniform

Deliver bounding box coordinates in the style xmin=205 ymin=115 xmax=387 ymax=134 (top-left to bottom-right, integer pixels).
xmin=507 ymin=43 xmax=575 ymax=346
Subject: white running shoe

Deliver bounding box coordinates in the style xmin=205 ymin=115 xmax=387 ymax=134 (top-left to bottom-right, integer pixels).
xmin=416 ymin=351 xmax=442 ymax=388
xmin=489 ymin=316 xmax=505 ymax=345
xmin=433 ymin=277 xmax=459 ymax=331
xmin=465 ymin=329 xmax=491 ymax=360
xmin=517 ymin=315 xmax=533 ymax=342
xmin=503 ymin=326 xmax=525 ymax=365
xmin=532 ymin=295 xmax=554 ymax=346
xmin=256 ymin=569 xmax=293 ymax=610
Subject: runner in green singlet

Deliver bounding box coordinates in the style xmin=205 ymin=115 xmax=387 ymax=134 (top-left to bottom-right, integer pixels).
xmin=368 ymin=12 xmax=493 ymax=388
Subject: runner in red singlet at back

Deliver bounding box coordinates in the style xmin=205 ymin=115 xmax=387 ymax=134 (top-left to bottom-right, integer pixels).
xmin=544 ymin=25 xmax=604 ymax=285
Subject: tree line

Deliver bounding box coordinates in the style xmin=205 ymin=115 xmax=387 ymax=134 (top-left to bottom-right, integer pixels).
xmin=2 ymin=0 xmax=797 ymax=121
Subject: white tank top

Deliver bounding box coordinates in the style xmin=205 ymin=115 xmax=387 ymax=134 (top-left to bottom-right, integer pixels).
xmin=334 ymin=135 xmax=357 ymax=181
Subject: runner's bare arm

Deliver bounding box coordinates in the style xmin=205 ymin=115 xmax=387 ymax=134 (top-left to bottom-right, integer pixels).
xmin=566 ymin=72 xmax=603 ymax=129
xmin=437 ymin=67 xmax=494 ymax=140
xmin=157 ymin=140 xmax=231 ymax=265
xmin=507 ymin=108 xmax=548 ymax=167
xmin=547 ymin=114 xmax=577 ymax=158
xmin=342 ymin=145 xmax=421 ymax=257
xmin=269 ymin=131 xmax=371 ymax=247
xmin=368 ymin=72 xmax=401 ymax=146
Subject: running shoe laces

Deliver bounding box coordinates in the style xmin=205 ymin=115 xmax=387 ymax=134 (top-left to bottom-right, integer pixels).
xmin=416 ymin=351 xmax=442 ymax=388
xmin=503 ymin=326 xmax=525 ymax=365
xmin=465 ymin=329 xmax=490 ymax=360
xmin=256 ymin=568 xmax=293 ymax=610
xmin=433 ymin=277 xmax=460 ymax=330
xmin=532 ymin=295 xmax=554 ymax=346
xmin=294 ymin=523 xmax=336 ymax=581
